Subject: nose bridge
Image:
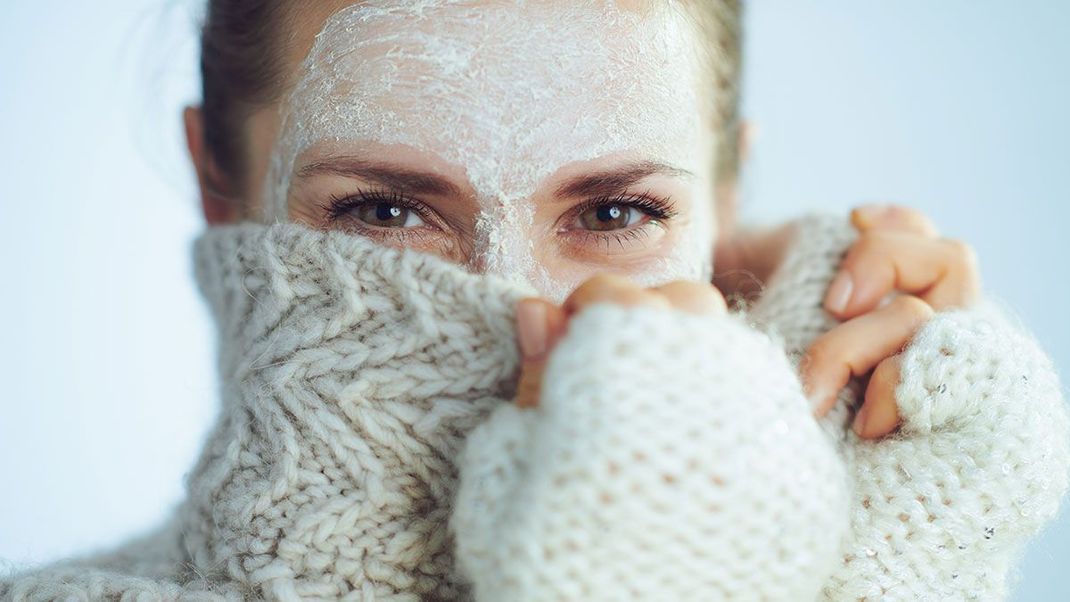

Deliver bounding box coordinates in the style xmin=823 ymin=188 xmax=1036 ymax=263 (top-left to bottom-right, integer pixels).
xmin=465 ymin=246 xmax=489 ymax=275
xmin=471 ymin=233 xmax=528 ymax=280
xmin=466 ymin=193 xmax=536 ymax=274
xmin=465 ymin=207 xmax=576 ymax=303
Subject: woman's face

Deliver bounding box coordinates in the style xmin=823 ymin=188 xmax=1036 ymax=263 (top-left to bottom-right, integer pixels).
xmin=243 ymin=0 xmax=720 ymax=301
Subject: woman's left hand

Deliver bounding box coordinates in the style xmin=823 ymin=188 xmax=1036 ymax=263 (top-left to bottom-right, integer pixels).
xmin=802 ymin=204 xmax=982 ymax=439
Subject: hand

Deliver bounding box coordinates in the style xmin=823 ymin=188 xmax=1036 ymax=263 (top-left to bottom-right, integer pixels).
xmin=513 ymin=274 xmax=728 ymax=409
xmin=802 ymin=204 xmax=982 ymax=439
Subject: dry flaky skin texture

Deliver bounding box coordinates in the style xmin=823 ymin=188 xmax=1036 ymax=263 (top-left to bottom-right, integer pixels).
xmin=266 ymin=0 xmax=714 ymax=292
xmin=269 ymin=0 xmax=707 ymax=211
xmin=2 ymin=214 xmax=1067 ymax=601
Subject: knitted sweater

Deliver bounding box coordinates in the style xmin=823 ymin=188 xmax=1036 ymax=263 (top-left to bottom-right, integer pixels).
xmin=2 ymin=213 xmax=1067 ymax=601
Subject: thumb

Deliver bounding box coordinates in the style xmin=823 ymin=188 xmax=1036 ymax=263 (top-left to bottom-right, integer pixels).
xmin=514 ymin=297 xmax=566 ymax=409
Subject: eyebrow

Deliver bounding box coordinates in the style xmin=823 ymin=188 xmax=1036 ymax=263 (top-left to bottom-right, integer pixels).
xmin=297 ymin=157 xmax=463 ymax=197
xmin=554 ymin=160 xmax=694 ymax=199
xmin=296 ymin=156 xmax=693 ymax=199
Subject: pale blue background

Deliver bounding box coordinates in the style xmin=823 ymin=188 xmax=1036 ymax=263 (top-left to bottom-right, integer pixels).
xmin=1 ymin=2 xmax=1067 ymax=599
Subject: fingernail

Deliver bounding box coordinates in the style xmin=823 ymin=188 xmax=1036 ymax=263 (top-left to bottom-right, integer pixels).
xmin=852 ymin=403 xmax=871 ymax=436
xmin=824 ymin=270 xmax=854 ymax=314
xmin=516 ymin=300 xmax=549 ymax=360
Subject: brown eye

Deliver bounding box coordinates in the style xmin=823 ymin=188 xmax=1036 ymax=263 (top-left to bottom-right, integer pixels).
xmin=578 ymin=204 xmax=639 ymax=231
xmin=354 ymin=202 xmax=423 ymax=228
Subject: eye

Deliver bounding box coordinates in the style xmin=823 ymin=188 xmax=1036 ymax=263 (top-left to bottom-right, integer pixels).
xmin=325 ymin=190 xmax=428 ymax=229
xmin=565 ymin=192 xmax=676 ymax=234
xmin=353 ymin=202 xmax=424 ymax=228
xmin=578 ymin=203 xmax=643 ymax=231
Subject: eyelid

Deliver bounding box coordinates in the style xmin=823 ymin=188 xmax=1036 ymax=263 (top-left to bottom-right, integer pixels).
xmin=557 ymin=189 xmax=679 ymax=233
xmin=324 ymin=187 xmax=444 ymax=229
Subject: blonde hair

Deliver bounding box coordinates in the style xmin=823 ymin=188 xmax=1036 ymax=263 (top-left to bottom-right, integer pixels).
xmin=199 ymin=0 xmax=744 ymax=194
xmin=680 ymin=1 xmax=744 ymax=186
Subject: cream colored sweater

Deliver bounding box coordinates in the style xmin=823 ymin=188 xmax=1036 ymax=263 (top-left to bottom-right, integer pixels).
xmin=3 ymin=213 xmax=1067 ymax=601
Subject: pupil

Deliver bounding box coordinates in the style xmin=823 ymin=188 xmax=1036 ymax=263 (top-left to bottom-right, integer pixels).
xmin=579 ymin=203 xmax=634 ymax=231
xmin=598 ymin=205 xmax=623 ymax=222
xmin=376 ymin=204 xmax=403 ymax=221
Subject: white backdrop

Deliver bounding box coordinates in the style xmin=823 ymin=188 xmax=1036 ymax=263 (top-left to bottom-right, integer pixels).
xmin=1 ymin=2 xmax=1067 ymax=599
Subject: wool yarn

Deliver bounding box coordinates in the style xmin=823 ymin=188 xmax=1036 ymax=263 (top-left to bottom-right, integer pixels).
xmin=3 ymin=213 xmax=1067 ymax=601
xmin=745 ymin=216 xmax=1070 ymax=600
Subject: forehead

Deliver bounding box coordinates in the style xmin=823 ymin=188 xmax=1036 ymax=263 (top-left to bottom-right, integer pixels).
xmin=284 ymin=0 xmax=702 ymax=126
xmin=267 ymin=0 xmax=708 ymax=215
xmin=282 ymin=0 xmax=664 ymax=70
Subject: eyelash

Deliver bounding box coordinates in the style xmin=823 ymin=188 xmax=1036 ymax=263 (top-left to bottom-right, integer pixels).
xmin=322 ymin=187 xmax=679 ymax=247
xmin=324 ymin=188 xmax=433 ymax=223
xmin=559 ymin=190 xmax=678 ymax=248
xmin=566 ymin=190 xmax=677 ymax=225
xmin=322 ymin=188 xmax=439 ymax=244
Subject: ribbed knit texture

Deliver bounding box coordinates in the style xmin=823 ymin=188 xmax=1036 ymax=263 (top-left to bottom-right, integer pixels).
xmin=452 ymin=300 xmax=849 ymax=599
xmin=2 ymin=213 xmax=1067 ymax=601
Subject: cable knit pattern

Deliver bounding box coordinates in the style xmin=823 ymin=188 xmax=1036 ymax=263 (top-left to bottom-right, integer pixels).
xmin=2 ymin=213 xmax=1067 ymax=601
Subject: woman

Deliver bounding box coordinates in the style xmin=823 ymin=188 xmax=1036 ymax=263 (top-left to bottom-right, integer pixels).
xmin=4 ymin=0 xmax=1067 ymax=600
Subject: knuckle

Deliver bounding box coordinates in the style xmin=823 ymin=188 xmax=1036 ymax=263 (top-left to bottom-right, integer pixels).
xmin=884 ymin=203 xmax=912 ymax=220
xmin=900 ymin=206 xmax=937 ymax=232
xmin=569 ymin=276 xmax=599 ymax=297
xmin=850 ymin=230 xmax=890 ymax=259
xmin=690 ymin=285 xmax=728 ymax=314
xmin=585 ymin=273 xmax=628 ymax=289
xmin=945 ymin=238 xmax=979 ymax=270
xmin=889 ymin=204 xmax=924 ymax=223
xmin=656 ymin=280 xmax=726 ymax=313
xmin=633 ymin=288 xmax=669 ymax=307
xmin=873 ymin=355 xmax=902 ymax=380
xmin=804 ymin=335 xmax=840 ymax=369
xmin=890 ymin=294 xmax=934 ymax=321
xmin=657 ymin=280 xmax=701 ymax=294
xmin=678 ymin=281 xmax=715 ymax=299
xmin=571 ymin=273 xmax=628 ymax=297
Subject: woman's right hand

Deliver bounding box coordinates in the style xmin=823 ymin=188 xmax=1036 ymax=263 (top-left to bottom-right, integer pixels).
xmin=457 ymin=273 xmax=848 ymax=600
xmin=513 ymin=274 xmax=728 ymax=408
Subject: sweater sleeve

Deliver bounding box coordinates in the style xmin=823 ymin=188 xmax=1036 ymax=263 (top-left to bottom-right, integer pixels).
xmin=823 ymin=298 xmax=1070 ymax=600
xmin=451 ymin=303 xmax=851 ymax=601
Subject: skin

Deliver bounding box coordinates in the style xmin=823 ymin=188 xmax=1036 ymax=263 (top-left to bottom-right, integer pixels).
xmin=274 ymin=1 xmax=719 ymax=300
xmin=513 ymin=205 xmax=981 ymax=442
xmin=286 ymin=144 xmax=709 ymax=296
xmin=183 ymin=1 xmax=981 ymax=440
xmin=805 ymin=204 xmax=981 ymax=437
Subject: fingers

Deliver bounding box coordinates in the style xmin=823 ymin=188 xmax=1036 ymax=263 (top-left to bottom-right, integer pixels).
xmin=514 ymin=298 xmax=567 ymax=409
xmin=851 ymin=203 xmax=940 ymax=238
xmin=516 ymin=276 xmax=727 ymax=409
xmin=816 ymin=203 xmax=977 ymax=438
xmin=823 ymin=230 xmax=980 ymax=319
xmin=563 ymin=274 xmax=673 ymax=315
xmin=563 ymin=274 xmax=726 ymax=317
xmin=854 ymin=354 xmax=903 ymax=439
xmin=804 ymin=294 xmax=934 ymax=417
xmin=653 ymin=281 xmax=728 ymax=316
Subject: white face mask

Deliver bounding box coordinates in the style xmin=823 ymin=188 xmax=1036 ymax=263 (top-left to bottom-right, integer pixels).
xmin=266 ymin=0 xmax=715 ymax=299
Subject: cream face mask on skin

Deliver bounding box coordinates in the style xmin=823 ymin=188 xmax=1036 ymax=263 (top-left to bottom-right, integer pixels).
xmin=265 ymin=0 xmax=716 ymax=300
